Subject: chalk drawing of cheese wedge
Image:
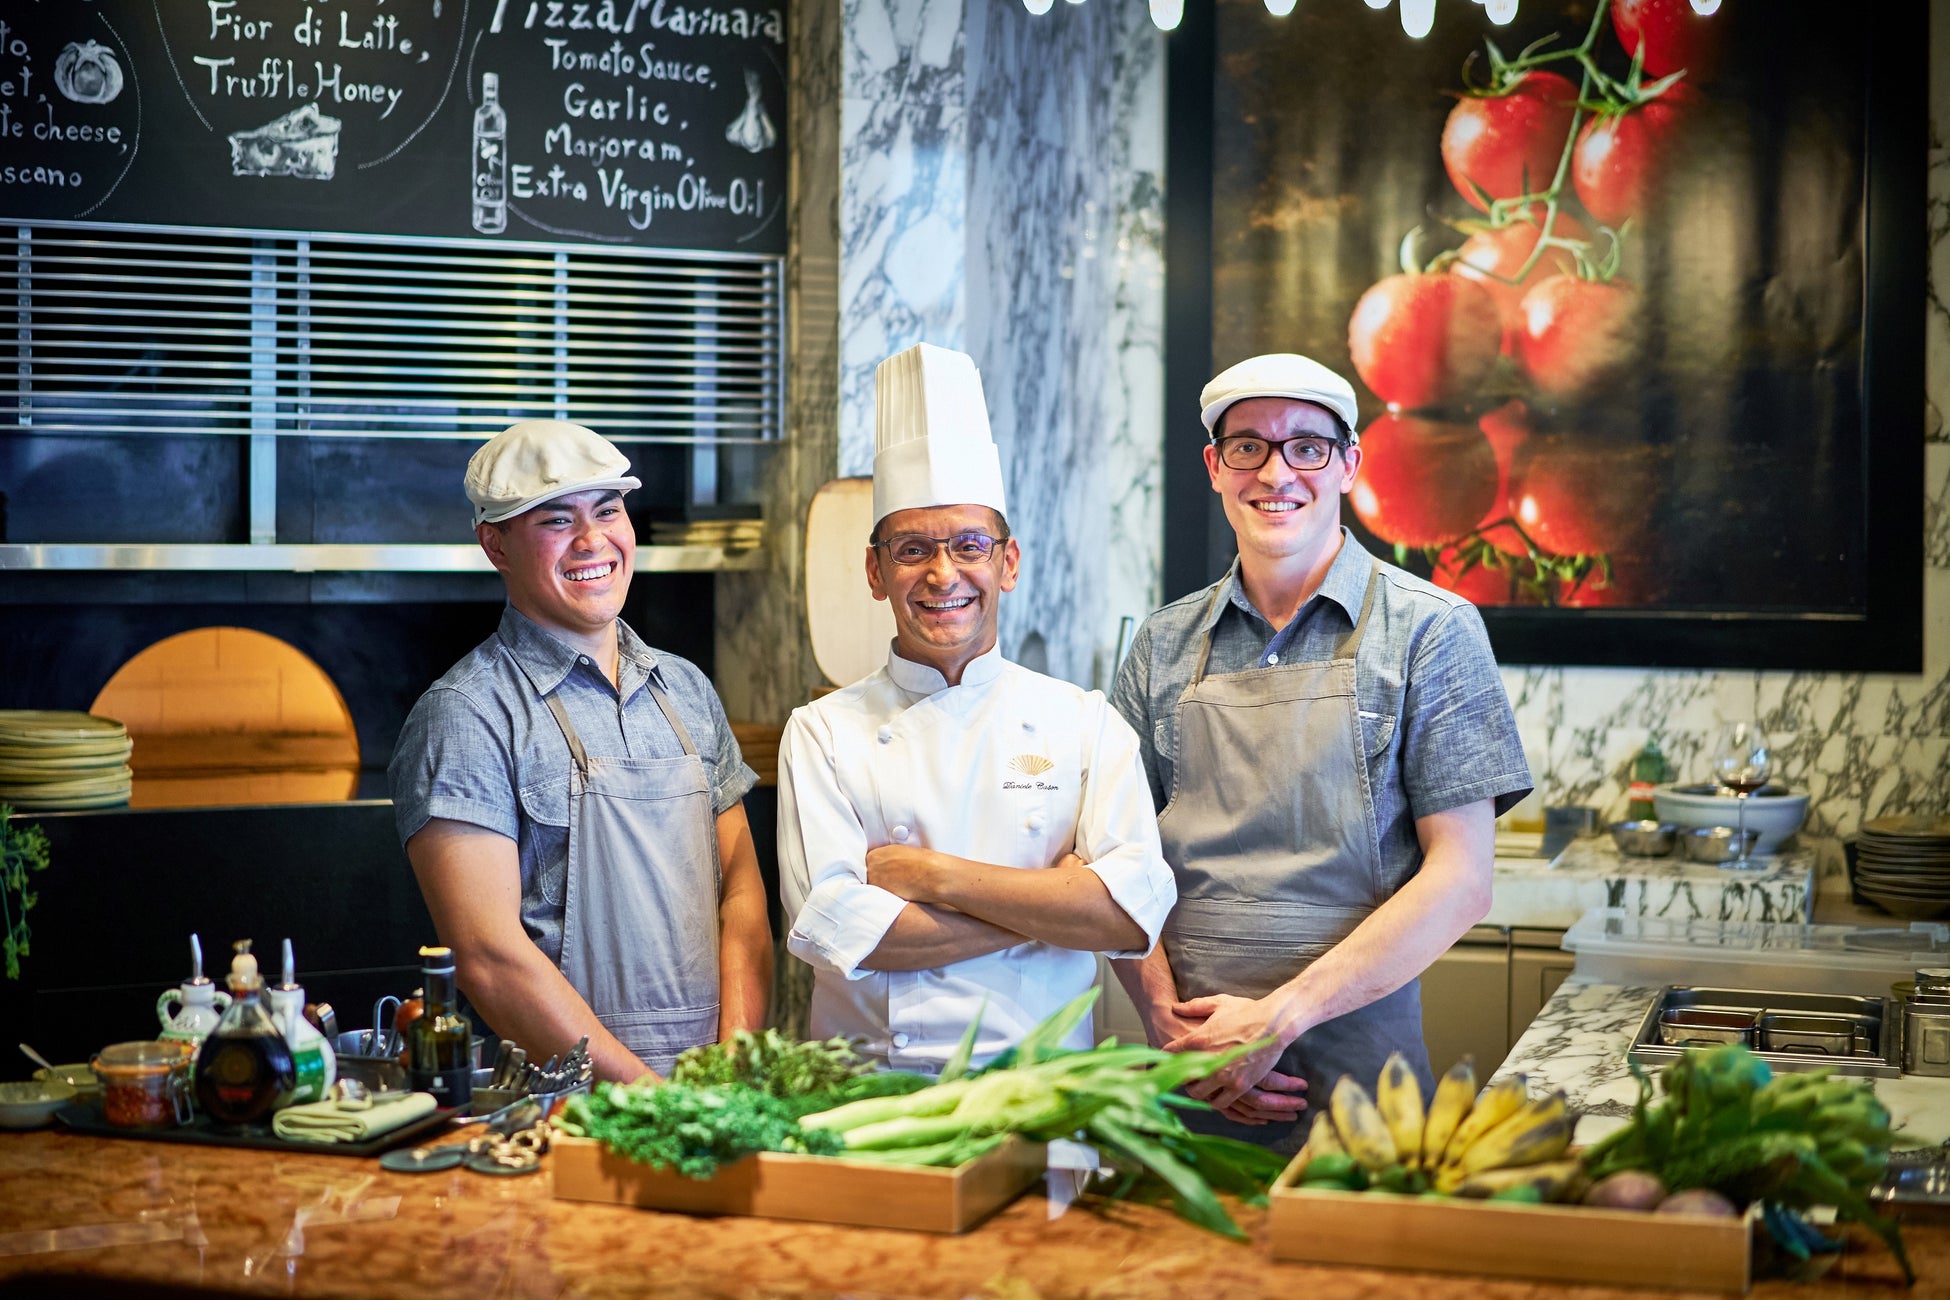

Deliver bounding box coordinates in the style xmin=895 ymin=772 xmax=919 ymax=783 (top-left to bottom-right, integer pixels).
xmin=228 ymin=104 xmax=342 ymax=181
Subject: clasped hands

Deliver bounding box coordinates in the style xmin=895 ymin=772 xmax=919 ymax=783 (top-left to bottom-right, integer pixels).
xmin=1154 ymin=992 xmax=1307 ymax=1126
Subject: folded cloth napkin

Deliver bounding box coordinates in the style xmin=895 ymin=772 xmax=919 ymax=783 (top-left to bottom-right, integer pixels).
xmin=273 ymin=1091 xmax=438 ymax=1144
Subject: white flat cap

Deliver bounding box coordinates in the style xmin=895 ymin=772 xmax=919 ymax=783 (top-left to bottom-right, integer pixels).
xmin=872 ymin=343 xmax=1008 ymax=525
xmin=464 ymin=420 xmax=642 ymax=525
xmin=1200 ymin=353 xmax=1362 ymax=441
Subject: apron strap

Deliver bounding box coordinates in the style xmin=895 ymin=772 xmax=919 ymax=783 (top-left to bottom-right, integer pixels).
xmin=1188 ymin=574 xmax=1233 ymax=687
xmin=644 ymin=677 xmax=701 ymax=759
xmin=540 ymin=691 xmax=593 ymax=775
xmin=1335 ymin=560 xmax=1383 ymax=662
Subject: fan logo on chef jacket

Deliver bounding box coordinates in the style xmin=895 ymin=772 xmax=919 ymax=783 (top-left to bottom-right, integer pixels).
xmin=1004 ymin=754 xmax=1058 ymax=791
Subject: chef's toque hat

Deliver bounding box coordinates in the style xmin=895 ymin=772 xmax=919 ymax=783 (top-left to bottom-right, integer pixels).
xmin=465 ymin=420 xmax=641 ymax=525
xmin=1200 ymin=353 xmax=1362 ymax=442
xmin=871 ymin=343 xmax=1008 ymax=526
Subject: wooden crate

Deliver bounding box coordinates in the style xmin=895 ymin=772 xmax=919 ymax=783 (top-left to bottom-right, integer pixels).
xmin=551 ymin=1136 xmax=1046 ymax=1234
xmin=1268 ymin=1155 xmax=1753 ymax=1292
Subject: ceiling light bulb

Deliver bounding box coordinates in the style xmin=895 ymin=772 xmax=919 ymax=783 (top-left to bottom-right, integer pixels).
xmin=1023 ymin=0 xmax=1054 ymax=13
xmin=1400 ymin=0 xmax=1435 ymax=37
xmin=1364 ymin=0 xmax=1390 ymax=9
xmin=1690 ymin=0 xmax=1721 ymax=12
xmin=1064 ymin=0 xmax=1087 ymax=7
xmin=1486 ymin=0 xmax=1518 ymax=23
xmin=1148 ymin=0 xmax=1183 ymax=28
xmin=1265 ymin=0 xmax=1298 ymax=14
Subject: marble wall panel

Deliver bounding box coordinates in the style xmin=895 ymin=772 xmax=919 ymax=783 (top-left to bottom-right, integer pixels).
xmin=965 ymin=0 xmax=1165 ymax=689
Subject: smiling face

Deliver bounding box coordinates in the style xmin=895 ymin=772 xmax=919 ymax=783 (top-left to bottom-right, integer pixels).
xmin=1205 ymin=397 xmax=1362 ymax=569
xmin=864 ymin=504 xmax=1019 ymax=683
xmin=478 ymin=488 xmax=635 ymax=644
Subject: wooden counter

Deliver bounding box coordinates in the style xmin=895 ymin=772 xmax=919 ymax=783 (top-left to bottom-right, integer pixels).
xmin=0 ymin=1129 xmax=1936 ymax=1298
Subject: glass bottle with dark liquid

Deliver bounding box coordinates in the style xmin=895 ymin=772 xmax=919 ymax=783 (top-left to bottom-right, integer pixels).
xmin=194 ymin=940 xmax=295 ymax=1126
xmin=408 ymin=946 xmax=473 ymax=1109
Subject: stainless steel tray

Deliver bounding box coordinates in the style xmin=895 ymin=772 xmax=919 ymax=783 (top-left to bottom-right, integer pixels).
xmin=1628 ymin=986 xmax=1899 ymax=1079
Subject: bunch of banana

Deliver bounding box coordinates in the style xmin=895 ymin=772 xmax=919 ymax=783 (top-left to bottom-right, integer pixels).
xmin=1294 ymin=1053 xmax=1578 ymax=1202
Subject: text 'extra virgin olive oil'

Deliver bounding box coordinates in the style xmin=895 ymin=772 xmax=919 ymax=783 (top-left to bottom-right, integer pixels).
xmin=408 ymin=945 xmax=473 ymax=1109
xmin=194 ymin=940 xmax=295 ymax=1126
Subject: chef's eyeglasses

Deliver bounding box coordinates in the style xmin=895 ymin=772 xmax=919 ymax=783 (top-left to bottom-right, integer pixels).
xmin=873 ymin=531 xmax=1010 ymax=567
xmin=1214 ymin=434 xmax=1347 ymax=472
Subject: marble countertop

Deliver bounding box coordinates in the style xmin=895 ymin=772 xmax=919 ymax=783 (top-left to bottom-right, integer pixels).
xmin=1486 ymin=842 xmax=1815 ymax=930
xmin=1496 ymin=977 xmax=1950 ymax=1151
xmin=0 ymin=1127 xmax=1936 ymax=1297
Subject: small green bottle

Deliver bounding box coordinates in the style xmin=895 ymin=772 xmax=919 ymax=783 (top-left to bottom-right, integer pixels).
xmin=1626 ymin=735 xmax=1670 ymax=822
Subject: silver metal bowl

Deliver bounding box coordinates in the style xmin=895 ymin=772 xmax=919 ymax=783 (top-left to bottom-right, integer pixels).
xmin=1610 ymin=819 xmax=1679 ymax=856
xmin=1682 ymin=825 xmax=1764 ymax=864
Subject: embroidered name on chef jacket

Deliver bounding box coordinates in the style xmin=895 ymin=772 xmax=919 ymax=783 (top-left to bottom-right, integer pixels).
xmin=1004 ymin=754 xmax=1059 ymax=791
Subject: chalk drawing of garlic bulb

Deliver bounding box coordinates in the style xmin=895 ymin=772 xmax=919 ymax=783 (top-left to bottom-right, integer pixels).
xmin=724 ymin=70 xmax=775 ymax=153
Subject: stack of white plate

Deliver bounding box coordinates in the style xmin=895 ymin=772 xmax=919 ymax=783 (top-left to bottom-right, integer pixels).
xmin=1854 ymin=815 xmax=1950 ymax=920
xmin=0 ymin=711 xmax=132 ymax=810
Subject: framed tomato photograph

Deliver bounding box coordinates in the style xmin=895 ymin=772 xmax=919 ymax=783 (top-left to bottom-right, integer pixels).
xmin=1162 ymin=0 xmax=1924 ymax=671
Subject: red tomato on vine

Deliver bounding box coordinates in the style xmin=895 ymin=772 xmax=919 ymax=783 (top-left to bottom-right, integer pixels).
xmin=1509 ymin=436 xmax=1659 ymax=559
xmin=1612 ymin=0 xmax=1725 ymax=82
xmin=1572 ymin=82 xmax=1702 ymax=228
xmin=1347 ymin=413 xmax=1500 ymax=549
xmin=1454 ymin=215 xmax=1590 ymax=357
xmin=1347 ymin=273 xmax=1501 ymax=410
xmin=1516 ymin=275 xmax=1643 ymax=402
xmin=1440 ymin=71 xmax=1579 ymax=214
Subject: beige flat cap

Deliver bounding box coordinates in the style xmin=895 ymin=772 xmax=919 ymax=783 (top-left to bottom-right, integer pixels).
xmin=464 ymin=420 xmax=642 ymax=525
xmin=1200 ymin=353 xmax=1361 ymax=441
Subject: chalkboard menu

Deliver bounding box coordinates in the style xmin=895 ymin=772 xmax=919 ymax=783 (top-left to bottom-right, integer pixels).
xmin=0 ymin=0 xmax=786 ymax=252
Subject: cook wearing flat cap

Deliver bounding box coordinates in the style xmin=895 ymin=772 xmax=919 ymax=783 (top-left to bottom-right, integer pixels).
xmin=389 ymin=420 xmax=772 ymax=1081
xmin=1108 ymin=353 xmax=1532 ymax=1151
xmin=777 ymin=344 xmax=1176 ymax=1071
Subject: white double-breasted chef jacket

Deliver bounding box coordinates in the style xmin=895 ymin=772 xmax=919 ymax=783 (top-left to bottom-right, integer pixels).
xmin=778 ymin=644 xmax=1177 ymax=1074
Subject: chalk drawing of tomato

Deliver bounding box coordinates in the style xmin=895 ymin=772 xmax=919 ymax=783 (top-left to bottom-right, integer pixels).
xmin=55 ymin=41 xmax=125 ymax=106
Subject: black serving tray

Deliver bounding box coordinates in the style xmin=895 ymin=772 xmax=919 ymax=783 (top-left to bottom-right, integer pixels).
xmin=54 ymin=1100 xmax=457 ymax=1157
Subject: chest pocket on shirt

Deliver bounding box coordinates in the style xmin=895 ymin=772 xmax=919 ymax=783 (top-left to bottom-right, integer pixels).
xmin=1360 ymin=676 xmax=1404 ymax=761
xmin=517 ymin=766 xmax=573 ymax=905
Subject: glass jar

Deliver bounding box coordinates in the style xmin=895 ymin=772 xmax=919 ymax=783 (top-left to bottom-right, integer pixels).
xmin=92 ymin=1040 xmax=196 ymax=1128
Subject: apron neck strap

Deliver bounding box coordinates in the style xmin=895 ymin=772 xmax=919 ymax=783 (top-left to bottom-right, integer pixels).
xmin=1191 ymin=556 xmax=1383 ymax=683
xmin=1336 ymin=560 xmax=1384 ymax=662
xmin=645 ymin=677 xmax=701 ymax=758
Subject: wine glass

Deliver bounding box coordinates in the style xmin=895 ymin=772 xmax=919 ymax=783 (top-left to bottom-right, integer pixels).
xmin=1710 ymin=722 xmax=1771 ymax=865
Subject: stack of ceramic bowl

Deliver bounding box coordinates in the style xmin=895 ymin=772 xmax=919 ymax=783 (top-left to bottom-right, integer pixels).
xmin=1854 ymin=815 xmax=1950 ymax=920
xmin=0 ymin=711 xmax=132 ymax=810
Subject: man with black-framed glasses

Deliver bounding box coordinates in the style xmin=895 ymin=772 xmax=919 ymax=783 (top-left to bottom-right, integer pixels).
xmin=1109 ymin=352 xmax=1531 ymax=1152
xmin=777 ymin=343 xmax=1177 ymax=1073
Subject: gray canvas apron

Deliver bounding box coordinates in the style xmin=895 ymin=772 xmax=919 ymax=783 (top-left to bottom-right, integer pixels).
xmin=1157 ymin=561 xmax=1430 ymax=1153
xmin=519 ymin=655 xmax=722 ymax=1077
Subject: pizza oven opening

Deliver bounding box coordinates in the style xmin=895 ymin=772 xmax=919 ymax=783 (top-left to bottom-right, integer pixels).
xmin=91 ymin=627 xmax=361 ymax=808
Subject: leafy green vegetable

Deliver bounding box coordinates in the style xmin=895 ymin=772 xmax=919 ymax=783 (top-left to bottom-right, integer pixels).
xmin=0 ymin=806 xmax=50 ymax=981
xmin=798 ymin=989 xmax=1283 ymax=1240
xmin=669 ymin=1028 xmax=869 ymax=1100
xmin=1582 ymin=1046 xmax=1910 ymax=1285
xmin=561 ymin=1081 xmax=844 ymax=1179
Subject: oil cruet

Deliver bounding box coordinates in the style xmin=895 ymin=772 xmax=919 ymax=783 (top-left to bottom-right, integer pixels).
xmin=193 ymin=940 xmax=295 ymax=1126
xmin=156 ymin=934 xmax=232 ymax=1045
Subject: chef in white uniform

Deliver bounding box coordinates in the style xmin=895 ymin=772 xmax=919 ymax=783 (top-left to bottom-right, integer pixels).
xmin=777 ymin=343 xmax=1178 ymax=1072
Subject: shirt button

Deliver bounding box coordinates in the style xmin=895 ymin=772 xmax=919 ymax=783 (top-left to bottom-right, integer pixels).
xmin=892 ymin=1032 xmax=910 ymax=1049
xmin=1266 ymin=652 xmax=1280 ymax=665
xmin=1027 ymin=814 xmax=1045 ymax=832
xmin=891 ymin=825 xmax=910 ymax=843
xmin=579 ymin=655 xmax=591 ymax=665
xmin=877 ymin=726 xmax=893 ymax=744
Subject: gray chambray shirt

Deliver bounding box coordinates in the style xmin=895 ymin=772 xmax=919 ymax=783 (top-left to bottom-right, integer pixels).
xmin=390 ymin=605 xmax=757 ymax=966
xmin=1110 ymin=530 xmax=1532 ymax=885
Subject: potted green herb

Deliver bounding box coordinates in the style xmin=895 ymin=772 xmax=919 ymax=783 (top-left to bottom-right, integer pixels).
xmin=1 ymin=804 xmax=51 ymax=979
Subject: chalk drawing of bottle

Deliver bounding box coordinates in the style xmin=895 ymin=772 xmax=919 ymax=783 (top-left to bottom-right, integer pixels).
xmin=724 ymin=69 xmax=775 ymax=153
xmin=472 ymin=72 xmax=508 ymax=234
